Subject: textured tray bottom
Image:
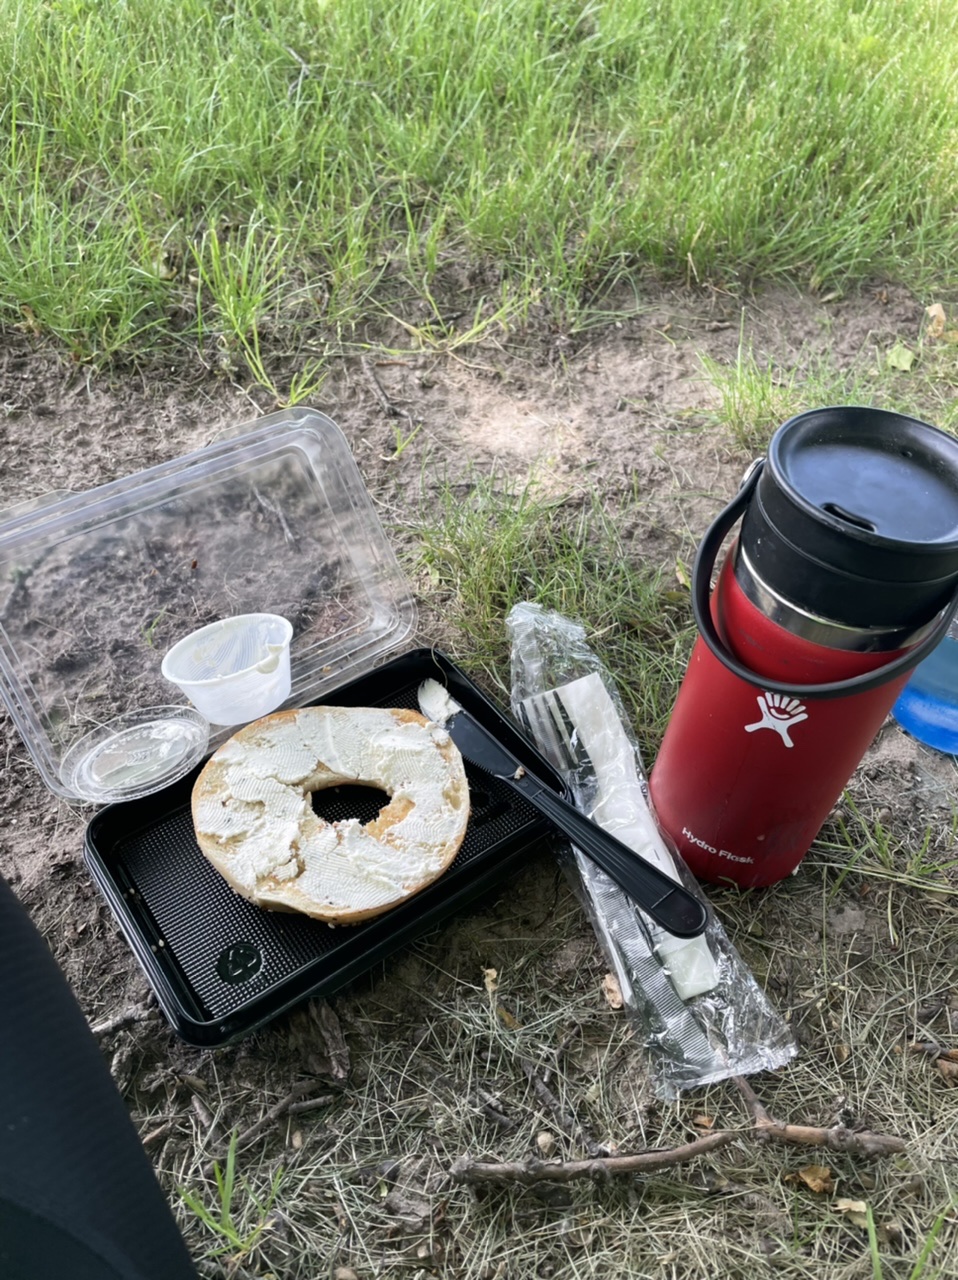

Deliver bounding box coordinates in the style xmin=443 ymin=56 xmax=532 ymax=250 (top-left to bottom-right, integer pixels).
xmin=117 ymin=767 xmax=536 ymax=1022
xmin=105 ymin=675 xmax=540 ymax=1024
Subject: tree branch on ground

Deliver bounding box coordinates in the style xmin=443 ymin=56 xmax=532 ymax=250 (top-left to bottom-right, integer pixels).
xmin=449 ymin=1073 xmax=906 ymax=1186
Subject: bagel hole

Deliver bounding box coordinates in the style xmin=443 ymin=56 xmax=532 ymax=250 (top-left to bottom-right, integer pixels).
xmin=310 ymin=783 xmax=391 ymax=825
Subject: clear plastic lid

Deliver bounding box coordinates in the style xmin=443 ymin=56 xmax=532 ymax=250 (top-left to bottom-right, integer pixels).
xmin=0 ymin=408 xmax=416 ymax=803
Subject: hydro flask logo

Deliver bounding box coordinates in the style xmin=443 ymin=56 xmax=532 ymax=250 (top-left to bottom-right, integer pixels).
xmin=745 ymin=692 xmax=808 ymax=748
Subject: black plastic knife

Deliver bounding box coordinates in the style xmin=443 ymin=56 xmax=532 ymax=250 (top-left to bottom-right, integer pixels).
xmin=418 ymin=680 xmax=707 ymax=938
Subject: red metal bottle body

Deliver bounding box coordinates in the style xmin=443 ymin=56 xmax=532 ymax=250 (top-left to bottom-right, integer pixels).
xmin=648 ymin=553 xmax=914 ymax=887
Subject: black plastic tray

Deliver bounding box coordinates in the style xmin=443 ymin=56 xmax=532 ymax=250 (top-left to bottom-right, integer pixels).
xmin=84 ymin=649 xmax=565 ymax=1046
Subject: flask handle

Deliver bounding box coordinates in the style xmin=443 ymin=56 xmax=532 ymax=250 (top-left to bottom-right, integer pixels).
xmin=691 ymin=460 xmax=958 ymax=701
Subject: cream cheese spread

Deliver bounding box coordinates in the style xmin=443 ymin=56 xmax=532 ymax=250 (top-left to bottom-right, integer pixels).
xmin=192 ymin=705 xmax=470 ymax=921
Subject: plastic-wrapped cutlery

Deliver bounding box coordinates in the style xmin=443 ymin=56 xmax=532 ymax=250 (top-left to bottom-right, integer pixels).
xmin=417 ymin=679 xmax=708 ymax=939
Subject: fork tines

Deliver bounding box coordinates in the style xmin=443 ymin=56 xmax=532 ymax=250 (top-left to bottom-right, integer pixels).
xmin=520 ymin=687 xmax=592 ymax=776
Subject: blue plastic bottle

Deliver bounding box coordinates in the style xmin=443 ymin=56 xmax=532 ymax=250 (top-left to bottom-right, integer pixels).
xmin=892 ymin=620 xmax=958 ymax=753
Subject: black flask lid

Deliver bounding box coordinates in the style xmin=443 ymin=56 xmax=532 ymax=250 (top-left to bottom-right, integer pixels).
xmin=741 ymin=406 xmax=958 ymax=628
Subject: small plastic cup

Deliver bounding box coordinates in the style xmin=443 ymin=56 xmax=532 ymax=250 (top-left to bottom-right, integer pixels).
xmin=161 ymin=613 xmax=293 ymax=726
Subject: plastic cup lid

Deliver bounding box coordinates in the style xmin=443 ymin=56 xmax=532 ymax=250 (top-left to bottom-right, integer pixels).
xmin=58 ymin=706 xmax=210 ymax=804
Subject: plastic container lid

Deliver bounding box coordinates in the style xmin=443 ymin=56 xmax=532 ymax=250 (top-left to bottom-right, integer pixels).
xmin=0 ymin=408 xmax=416 ymax=803
xmin=59 ymin=706 xmax=211 ymax=803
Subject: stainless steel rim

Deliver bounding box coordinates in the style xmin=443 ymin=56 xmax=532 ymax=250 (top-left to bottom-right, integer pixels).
xmin=733 ymin=543 xmax=940 ymax=652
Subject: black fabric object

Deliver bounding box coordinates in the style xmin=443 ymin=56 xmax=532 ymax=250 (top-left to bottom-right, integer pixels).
xmin=0 ymin=874 xmax=198 ymax=1280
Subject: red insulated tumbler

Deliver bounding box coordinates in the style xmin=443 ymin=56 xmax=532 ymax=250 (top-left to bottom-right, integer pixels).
xmin=648 ymin=407 xmax=958 ymax=888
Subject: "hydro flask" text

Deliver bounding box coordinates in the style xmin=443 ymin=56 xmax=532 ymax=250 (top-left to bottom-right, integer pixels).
xmin=682 ymin=828 xmax=755 ymax=864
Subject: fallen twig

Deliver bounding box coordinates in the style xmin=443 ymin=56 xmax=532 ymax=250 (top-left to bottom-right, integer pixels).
xmin=909 ymin=1040 xmax=956 ymax=1060
xmin=476 ymin=1089 xmax=516 ymax=1132
xmin=228 ymin=1080 xmax=323 ymax=1151
xmin=449 ymin=1073 xmax=908 ymax=1186
xmin=287 ymin=1094 xmax=336 ymax=1116
xmin=361 ymin=355 xmax=414 ymax=422
xmin=520 ymin=1056 xmax=606 ymax=1158
xmin=732 ymin=1075 xmax=906 ymax=1159
xmin=89 ymin=1002 xmax=156 ymax=1039
xmin=450 ymin=1131 xmax=737 ymax=1185
xmin=141 ymin=1119 xmax=175 ymax=1149
xmin=202 ymin=1080 xmax=332 ymax=1176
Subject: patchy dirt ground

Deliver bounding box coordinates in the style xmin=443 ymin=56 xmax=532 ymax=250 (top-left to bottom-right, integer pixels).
xmin=3 ymin=280 xmax=958 ymax=1278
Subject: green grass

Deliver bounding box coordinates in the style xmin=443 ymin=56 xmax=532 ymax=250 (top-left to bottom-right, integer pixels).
xmin=10 ymin=4 xmax=958 ymax=1277
xmin=2 ymin=0 xmax=958 ymax=372
xmin=696 ymin=301 xmax=958 ymax=456
xmin=179 ymin=1131 xmax=284 ymax=1263
xmin=410 ymin=471 xmax=693 ymax=745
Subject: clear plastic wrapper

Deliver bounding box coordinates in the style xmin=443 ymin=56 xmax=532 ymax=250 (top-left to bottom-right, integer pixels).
xmin=507 ymin=602 xmax=797 ymax=1099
